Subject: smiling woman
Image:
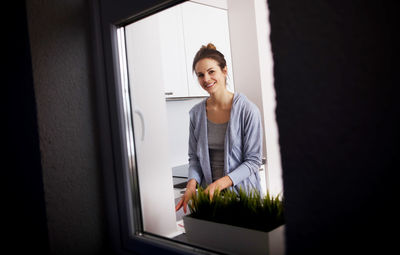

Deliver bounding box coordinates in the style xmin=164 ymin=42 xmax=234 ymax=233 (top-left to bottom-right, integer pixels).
xmin=193 ymin=44 xmax=228 ymax=92
xmin=91 ymin=0 xmax=282 ymax=254
xmin=175 ymin=43 xmax=264 ymax=215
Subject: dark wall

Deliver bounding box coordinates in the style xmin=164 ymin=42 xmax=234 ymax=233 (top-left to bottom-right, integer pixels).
xmin=4 ymin=1 xmax=49 ymax=254
xmin=25 ymin=0 xmax=109 ymax=253
xmin=268 ymin=0 xmax=397 ymax=254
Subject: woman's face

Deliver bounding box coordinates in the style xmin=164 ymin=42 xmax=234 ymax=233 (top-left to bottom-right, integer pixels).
xmin=194 ymin=58 xmax=227 ymax=94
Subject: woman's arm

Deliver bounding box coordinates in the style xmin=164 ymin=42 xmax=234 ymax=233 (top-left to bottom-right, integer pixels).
xmin=175 ymin=178 xmax=197 ymax=213
xmin=227 ymin=104 xmax=263 ymax=186
xmin=187 ymin=116 xmax=203 ymax=185
xmin=204 ymin=176 xmax=233 ymax=199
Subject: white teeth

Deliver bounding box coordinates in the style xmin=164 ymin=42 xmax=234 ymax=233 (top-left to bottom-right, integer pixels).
xmin=206 ymin=82 xmax=215 ymax=88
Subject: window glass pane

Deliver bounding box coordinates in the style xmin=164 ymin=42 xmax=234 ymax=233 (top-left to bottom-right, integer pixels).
xmin=116 ymin=0 xmax=284 ymax=253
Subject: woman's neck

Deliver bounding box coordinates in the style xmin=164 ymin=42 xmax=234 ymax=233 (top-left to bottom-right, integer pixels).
xmin=207 ymin=89 xmax=234 ymax=109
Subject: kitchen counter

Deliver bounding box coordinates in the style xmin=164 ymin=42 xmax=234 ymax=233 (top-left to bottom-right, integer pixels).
xmin=172 ymin=163 xmax=189 ymax=207
xmin=172 ymin=164 xmax=189 ymax=178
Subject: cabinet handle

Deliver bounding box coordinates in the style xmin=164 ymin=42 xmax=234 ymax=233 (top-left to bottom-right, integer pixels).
xmin=165 ymin=92 xmax=174 ymax=96
xmin=134 ymin=109 xmax=145 ymax=141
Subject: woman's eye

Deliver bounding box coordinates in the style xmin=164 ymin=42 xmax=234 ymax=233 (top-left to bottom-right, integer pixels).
xmin=197 ymin=73 xmax=204 ymax=78
xmin=209 ymin=70 xmax=215 ymax=74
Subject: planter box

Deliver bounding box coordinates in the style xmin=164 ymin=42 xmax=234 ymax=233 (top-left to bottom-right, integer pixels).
xmin=183 ymin=216 xmax=285 ymax=255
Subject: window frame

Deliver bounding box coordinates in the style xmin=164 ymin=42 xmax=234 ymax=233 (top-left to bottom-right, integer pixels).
xmin=89 ymin=0 xmax=217 ymax=254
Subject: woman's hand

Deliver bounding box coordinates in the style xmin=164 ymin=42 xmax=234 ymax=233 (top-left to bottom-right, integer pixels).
xmin=175 ymin=179 xmax=197 ymax=214
xmin=204 ymin=176 xmax=233 ymax=199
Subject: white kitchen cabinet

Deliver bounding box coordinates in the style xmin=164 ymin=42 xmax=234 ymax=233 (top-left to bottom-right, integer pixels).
xmin=181 ymin=1 xmax=235 ymax=97
xmin=158 ymin=5 xmax=188 ymax=98
xmin=158 ymin=1 xmax=234 ymax=99
xmin=124 ymin=17 xmax=179 ymax=238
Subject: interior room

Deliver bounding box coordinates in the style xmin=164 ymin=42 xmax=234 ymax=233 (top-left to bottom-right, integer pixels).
xmin=5 ymin=0 xmax=396 ymax=254
xmin=117 ymin=0 xmax=282 ymax=242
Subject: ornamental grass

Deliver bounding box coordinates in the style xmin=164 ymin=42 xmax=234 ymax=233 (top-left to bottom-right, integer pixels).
xmin=188 ymin=186 xmax=284 ymax=232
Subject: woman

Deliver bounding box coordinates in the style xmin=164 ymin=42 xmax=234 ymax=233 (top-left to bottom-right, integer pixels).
xmin=175 ymin=43 xmax=263 ymax=213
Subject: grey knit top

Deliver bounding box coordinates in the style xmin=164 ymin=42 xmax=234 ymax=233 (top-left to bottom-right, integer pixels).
xmin=207 ymin=120 xmax=228 ymax=182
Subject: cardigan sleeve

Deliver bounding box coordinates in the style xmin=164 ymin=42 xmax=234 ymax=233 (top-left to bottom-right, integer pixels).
xmin=227 ymin=103 xmax=263 ymax=186
xmin=187 ymin=114 xmax=203 ymax=185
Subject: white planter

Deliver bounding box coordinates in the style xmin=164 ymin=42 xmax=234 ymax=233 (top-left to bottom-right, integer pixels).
xmin=183 ymin=216 xmax=285 ymax=255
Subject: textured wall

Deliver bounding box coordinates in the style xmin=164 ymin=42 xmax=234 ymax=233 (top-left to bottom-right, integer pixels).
xmin=268 ymin=0 xmax=396 ymax=254
xmin=26 ymin=0 xmax=107 ymax=254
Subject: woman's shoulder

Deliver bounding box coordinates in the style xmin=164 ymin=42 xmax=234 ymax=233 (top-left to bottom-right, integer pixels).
xmin=189 ymin=97 xmax=207 ymax=117
xmin=234 ymin=93 xmax=260 ymax=116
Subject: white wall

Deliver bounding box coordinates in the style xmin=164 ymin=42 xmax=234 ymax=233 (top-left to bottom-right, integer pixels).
xmin=227 ymin=0 xmax=283 ymax=196
xmin=166 ymin=98 xmax=204 ymax=168
xmin=254 ymin=0 xmax=284 ymax=197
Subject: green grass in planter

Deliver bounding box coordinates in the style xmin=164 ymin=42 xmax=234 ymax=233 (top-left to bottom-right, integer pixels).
xmin=188 ymin=187 xmax=284 ymax=232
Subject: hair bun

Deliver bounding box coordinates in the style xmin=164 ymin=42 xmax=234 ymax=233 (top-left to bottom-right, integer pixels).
xmin=202 ymin=43 xmax=217 ymax=51
xmin=193 ymin=42 xmax=226 ymax=72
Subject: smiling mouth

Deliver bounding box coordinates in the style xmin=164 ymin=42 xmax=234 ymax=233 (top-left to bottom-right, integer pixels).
xmin=205 ymin=82 xmax=216 ymax=89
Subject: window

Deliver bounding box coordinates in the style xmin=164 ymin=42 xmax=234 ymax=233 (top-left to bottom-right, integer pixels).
xmin=91 ymin=0 xmax=283 ymax=253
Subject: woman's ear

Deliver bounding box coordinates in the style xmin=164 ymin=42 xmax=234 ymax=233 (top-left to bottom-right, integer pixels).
xmin=223 ymin=66 xmax=228 ymax=84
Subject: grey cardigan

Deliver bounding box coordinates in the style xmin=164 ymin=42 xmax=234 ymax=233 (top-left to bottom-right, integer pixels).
xmin=188 ymin=92 xmax=263 ymax=194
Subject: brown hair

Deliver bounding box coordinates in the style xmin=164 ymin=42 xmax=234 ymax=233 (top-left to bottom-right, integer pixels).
xmin=192 ymin=43 xmax=227 ymax=73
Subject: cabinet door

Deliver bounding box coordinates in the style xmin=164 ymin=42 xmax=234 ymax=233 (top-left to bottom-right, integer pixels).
xmin=181 ymin=2 xmax=235 ymax=97
xmin=125 ymin=16 xmax=179 ymax=238
xmin=158 ymin=5 xmax=188 ymax=98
